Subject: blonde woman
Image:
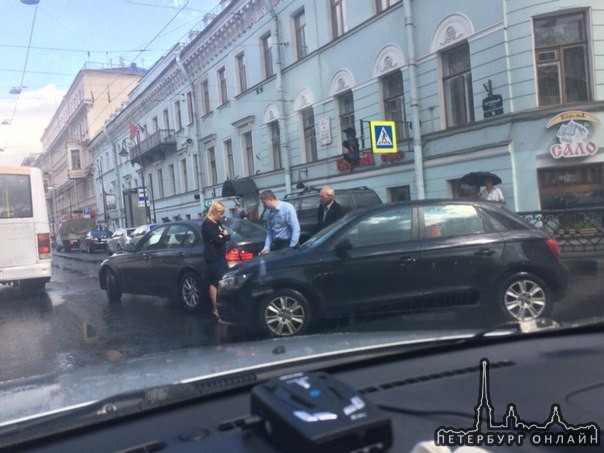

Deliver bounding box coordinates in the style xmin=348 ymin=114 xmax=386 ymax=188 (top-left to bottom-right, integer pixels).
xmin=201 ymin=201 xmax=231 ymax=317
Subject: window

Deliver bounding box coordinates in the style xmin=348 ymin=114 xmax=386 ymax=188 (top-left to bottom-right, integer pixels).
xmin=442 ymin=42 xmax=474 ymax=127
xmin=382 ymin=71 xmax=407 ymax=140
xmin=201 ymin=80 xmax=211 ymax=115
xmin=343 ymin=207 xmax=412 ymax=248
xmin=174 ymin=100 xmax=183 ymax=131
xmin=261 ymin=33 xmax=273 ymax=78
xmin=269 ymin=121 xmax=282 ymax=170
xmin=423 ymin=205 xmax=485 ymax=238
xmin=152 ymin=116 xmax=159 ymax=133
xmin=538 ymin=164 xmax=603 ymax=209
xmin=243 ymin=131 xmax=255 ymax=176
xmin=186 ymin=91 xmax=194 ymax=124
xmin=302 ymin=107 xmax=317 ymax=162
xmin=157 ymin=168 xmax=164 ymax=198
xmin=236 ymin=52 xmax=247 ymax=92
xmin=224 ymin=139 xmax=235 ymax=179
xmin=208 ymin=146 xmax=217 ymax=186
xmin=0 ymin=173 xmax=33 ymax=218
xmin=140 ymin=226 xmax=165 ymax=251
xmin=180 ymin=158 xmax=188 ymax=193
xmin=293 ymin=9 xmax=307 ymax=59
xmin=163 ymin=108 xmax=170 ymax=130
xmin=338 ymin=91 xmax=355 ymax=132
xmin=168 ymin=164 xmax=176 ymax=195
xmin=218 ymin=67 xmax=228 ymax=105
xmin=534 ymin=12 xmax=590 ymax=106
xmin=330 ymin=0 xmax=345 ymax=39
xmin=375 ymin=0 xmax=399 ymax=13
xmin=70 ymin=149 xmax=81 ymax=170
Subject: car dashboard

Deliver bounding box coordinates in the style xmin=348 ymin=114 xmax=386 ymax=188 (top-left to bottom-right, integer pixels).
xmin=9 ymin=326 xmax=604 ymax=452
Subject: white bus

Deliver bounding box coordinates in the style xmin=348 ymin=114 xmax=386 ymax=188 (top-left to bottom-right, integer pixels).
xmin=0 ymin=166 xmax=52 ymax=292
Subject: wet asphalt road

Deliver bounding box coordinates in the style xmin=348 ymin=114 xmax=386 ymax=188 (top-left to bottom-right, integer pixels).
xmin=0 ymin=250 xmax=602 ymax=383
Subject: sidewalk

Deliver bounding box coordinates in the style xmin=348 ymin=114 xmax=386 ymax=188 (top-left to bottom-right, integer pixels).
xmin=560 ymin=250 xmax=604 ymax=275
xmin=52 ymin=250 xmax=105 ymax=264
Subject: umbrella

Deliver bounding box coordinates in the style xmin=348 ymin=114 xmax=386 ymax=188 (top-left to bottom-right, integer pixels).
xmin=459 ymin=171 xmax=502 ymax=187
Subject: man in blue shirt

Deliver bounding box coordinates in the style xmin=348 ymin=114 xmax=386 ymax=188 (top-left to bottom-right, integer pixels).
xmin=259 ymin=189 xmax=300 ymax=254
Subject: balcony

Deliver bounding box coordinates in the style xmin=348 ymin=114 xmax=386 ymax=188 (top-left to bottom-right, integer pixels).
xmin=130 ymin=129 xmax=177 ymax=165
xmin=68 ymin=168 xmax=87 ymax=179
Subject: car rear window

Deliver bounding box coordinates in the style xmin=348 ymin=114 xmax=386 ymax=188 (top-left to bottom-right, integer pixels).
xmin=480 ymin=208 xmax=532 ymax=231
xmin=353 ymin=191 xmax=382 ymax=208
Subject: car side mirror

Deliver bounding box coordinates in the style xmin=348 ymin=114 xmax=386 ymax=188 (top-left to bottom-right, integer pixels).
xmin=125 ymin=242 xmax=136 ymax=252
xmin=334 ymin=237 xmax=352 ymax=258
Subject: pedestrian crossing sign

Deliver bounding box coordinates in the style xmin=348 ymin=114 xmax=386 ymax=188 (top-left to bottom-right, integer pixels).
xmin=370 ymin=121 xmax=397 ymax=153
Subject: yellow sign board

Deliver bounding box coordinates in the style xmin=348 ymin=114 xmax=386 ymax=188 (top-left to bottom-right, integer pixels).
xmin=370 ymin=121 xmax=397 ymax=153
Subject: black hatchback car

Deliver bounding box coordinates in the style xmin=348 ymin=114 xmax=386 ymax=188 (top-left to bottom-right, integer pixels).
xmin=217 ymin=200 xmax=569 ymax=337
xmin=98 ymin=218 xmax=266 ymax=312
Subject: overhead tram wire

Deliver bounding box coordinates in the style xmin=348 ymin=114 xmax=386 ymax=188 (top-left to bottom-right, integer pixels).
xmin=7 ymin=1 xmax=39 ymax=127
xmin=86 ymin=0 xmax=191 ymax=129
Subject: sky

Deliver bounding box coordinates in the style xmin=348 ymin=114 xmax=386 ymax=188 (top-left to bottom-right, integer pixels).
xmin=0 ymin=0 xmax=219 ymax=166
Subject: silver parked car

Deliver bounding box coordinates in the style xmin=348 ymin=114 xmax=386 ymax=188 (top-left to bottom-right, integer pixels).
xmin=106 ymin=227 xmax=135 ymax=255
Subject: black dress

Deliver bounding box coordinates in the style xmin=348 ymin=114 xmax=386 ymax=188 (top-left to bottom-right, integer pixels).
xmin=201 ymin=218 xmax=231 ymax=285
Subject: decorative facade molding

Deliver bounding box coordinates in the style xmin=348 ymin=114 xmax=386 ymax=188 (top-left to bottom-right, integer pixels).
xmin=294 ymin=88 xmax=315 ymax=111
xmin=373 ymin=44 xmax=406 ymax=78
xmin=329 ymin=69 xmax=356 ymax=96
xmin=263 ymin=104 xmax=280 ymax=124
xmin=431 ymin=13 xmax=474 ymax=52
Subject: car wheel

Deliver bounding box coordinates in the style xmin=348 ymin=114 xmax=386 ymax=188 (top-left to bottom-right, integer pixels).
xmin=179 ymin=272 xmax=203 ymax=311
xmin=498 ymin=273 xmax=552 ymax=321
xmin=105 ymin=269 xmax=122 ymax=302
xmin=259 ymin=289 xmax=311 ymax=337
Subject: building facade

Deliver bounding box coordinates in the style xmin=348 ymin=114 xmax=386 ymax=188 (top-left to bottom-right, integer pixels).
xmin=74 ymin=0 xmax=604 ymax=228
xmin=37 ymin=64 xmax=145 ymax=233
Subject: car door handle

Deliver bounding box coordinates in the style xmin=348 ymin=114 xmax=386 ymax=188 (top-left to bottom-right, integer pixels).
xmin=143 ymin=253 xmax=152 ymax=260
xmin=397 ymin=256 xmax=416 ymax=264
xmin=475 ymin=248 xmax=495 ymax=256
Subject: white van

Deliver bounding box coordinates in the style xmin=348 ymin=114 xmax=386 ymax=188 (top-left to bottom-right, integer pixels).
xmin=0 ymin=166 xmax=52 ymax=292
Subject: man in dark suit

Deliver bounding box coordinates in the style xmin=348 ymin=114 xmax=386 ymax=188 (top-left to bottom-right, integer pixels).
xmin=317 ymin=186 xmax=345 ymax=230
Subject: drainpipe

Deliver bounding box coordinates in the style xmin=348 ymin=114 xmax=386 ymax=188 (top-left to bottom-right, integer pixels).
xmin=263 ymin=0 xmax=292 ymax=193
xmin=102 ymin=125 xmax=124 ymax=227
xmin=176 ymin=47 xmax=205 ymax=216
xmin=403 ymin=0 xmax=425 ymax=199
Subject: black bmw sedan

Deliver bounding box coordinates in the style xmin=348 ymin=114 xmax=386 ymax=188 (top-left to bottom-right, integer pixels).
xmin=217 ymin=200 xmax=569 ymax=337
xmin=98 ymin=218 xmax=266 ymax=312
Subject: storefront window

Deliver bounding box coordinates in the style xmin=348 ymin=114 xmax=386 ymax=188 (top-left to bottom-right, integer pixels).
xmin=538 ymin=164 xmax=603 ymax=208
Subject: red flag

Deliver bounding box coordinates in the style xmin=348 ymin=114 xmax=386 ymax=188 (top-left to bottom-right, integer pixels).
xmin=129 ymin=123 xmax=138 ymax=140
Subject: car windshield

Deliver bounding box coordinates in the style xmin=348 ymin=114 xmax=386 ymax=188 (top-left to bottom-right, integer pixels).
xmin=0 ymin=1 xmax=603 ymax=451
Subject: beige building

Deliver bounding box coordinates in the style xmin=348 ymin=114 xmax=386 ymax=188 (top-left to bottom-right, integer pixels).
xmin=39 ymin=64 xmax=144 ymax=232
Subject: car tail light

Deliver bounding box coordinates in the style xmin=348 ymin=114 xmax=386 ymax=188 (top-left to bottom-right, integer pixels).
xmin=37 ymin=233 xmax=51 ymax=259
xmin=545 ymin=238 xmax=561 ymax=259
xmin=225 ymin=248 xmax=254 ymax=262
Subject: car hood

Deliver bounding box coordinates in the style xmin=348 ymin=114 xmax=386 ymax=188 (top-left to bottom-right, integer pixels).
xmin=0 ymin=329 xmax=480 ymax=428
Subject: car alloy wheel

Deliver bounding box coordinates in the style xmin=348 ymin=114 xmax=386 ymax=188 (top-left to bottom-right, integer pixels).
xmin=179 ymin=272 xmax=202 ymax=311
xmin=500 ymin=273 xmax=551 ymax=321
xmin=105 ymin=269 xmax=122 ymax=302
xmin=260 ymin=289 xmax=311 ymax=337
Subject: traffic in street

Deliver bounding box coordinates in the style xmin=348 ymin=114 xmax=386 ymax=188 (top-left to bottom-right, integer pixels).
xmin=1 ymin=248 xmax=602 ymax=383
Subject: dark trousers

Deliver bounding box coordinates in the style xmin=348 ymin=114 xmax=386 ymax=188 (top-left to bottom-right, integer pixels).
xmin=271 ymin=238 xmax=291 ymax=251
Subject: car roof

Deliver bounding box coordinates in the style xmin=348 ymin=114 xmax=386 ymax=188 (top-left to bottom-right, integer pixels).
xmin=284 ymin=186 xmax=376 ymax=199
xmin=345 ymin=198 xmax=515 ymax=219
